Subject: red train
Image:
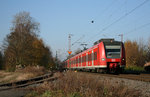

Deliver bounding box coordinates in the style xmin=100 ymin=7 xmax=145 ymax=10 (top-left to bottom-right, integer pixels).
xmin=62 ymin=39 xmax=126 ymax=73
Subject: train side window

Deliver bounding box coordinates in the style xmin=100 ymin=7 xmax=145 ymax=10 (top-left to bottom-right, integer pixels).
xmin=92 ymin=52 xmax=94 ymax=61
xmin=82 ymin=56 xmax=84 ymax=62
xmin=88 ymin=54 xmax=92 ymax=61
xmin=86 ymin=54 xmax=88 ymax=62
xmin=83 ymin=56 xmax=84 ymax=62
xmin=79 ymin=57 xmax=81 ymax=63
xmin=76 ymin=58 xmax=78 ymax=64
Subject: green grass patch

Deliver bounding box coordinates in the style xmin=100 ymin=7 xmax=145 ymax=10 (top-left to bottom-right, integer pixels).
xmin=125 ymin=65 xmax=145 ymax=73
xmin=25 ymin=91 xmax=39 ymax=97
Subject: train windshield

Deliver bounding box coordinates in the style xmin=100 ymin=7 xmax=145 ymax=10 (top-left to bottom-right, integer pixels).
xmin=105 ymin=45 xmax=121 ymax=58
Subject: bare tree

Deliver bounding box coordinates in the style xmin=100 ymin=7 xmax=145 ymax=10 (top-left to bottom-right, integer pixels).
xmin=3 ymin=11 xmax=54 ymax=71
xmin=125 ymin=39 xmax=148 ymax=67
xmin=125 ymin=40 xmax=139 ymax=66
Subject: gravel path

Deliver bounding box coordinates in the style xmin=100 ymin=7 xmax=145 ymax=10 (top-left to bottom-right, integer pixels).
xmin=0 ymin=88 xmax=30 ymax=97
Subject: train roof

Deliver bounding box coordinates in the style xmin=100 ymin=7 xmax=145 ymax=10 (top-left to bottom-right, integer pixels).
xmin=94 ymin=38 xmax=122 ymax=45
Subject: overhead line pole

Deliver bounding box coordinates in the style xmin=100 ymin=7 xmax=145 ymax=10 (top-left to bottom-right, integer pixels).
xmin=68 ymin=34 xmax=73 ymax=55
xmin=119 ymin=34 xmax=123 ymax=42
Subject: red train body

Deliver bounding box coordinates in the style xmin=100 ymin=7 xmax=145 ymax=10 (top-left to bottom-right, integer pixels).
xmin=63 ymin=39 xmax=126 ymax=73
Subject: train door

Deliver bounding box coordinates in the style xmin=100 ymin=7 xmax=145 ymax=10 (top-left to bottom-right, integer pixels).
xmin=76 ymin=57 xmax=78 ymax=67
xmin=78 ymin=55 xmax=80 ymax=67
xmin=82 ymin=53 xmax=86 ymax=67
xmin=74 ymin=58 xmax=76 ymax=68
xmin=88 ymin=51 xmax=92 ymax=66
xmin=92 ymin=50 xmax=94 ymax=66
xmin=81 ymin=55 xmax=82 ymax=67
xmin=93 ymin=48 xmax=98 ymax=66
xmin=78 ymin=56 xmax=79 ymax=68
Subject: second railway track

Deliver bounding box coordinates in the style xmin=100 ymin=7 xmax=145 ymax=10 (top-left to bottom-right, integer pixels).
xmin=0 ymin=72 xmax=57 ymax=91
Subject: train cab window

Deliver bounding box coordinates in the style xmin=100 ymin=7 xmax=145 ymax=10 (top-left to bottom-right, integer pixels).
xmin=105 ymin=45 xmax=121 ymax=58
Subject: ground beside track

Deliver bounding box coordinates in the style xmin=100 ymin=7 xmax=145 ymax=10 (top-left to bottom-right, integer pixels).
xmin=24 ymin=71 xmax=149 ymax=97
xmin=0 ymin=66 xmax=50 ymax=97
xmin=78 ymin=71 xmax=150 ymax=96
xmin=0 ymin=71 xmax=58 ymax=97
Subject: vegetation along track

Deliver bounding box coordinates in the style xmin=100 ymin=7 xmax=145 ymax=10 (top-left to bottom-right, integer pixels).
xmin=0 ymin=72 xmax=57 ymax=91
xmin=80 ymin=71 xmax=150 ymax=82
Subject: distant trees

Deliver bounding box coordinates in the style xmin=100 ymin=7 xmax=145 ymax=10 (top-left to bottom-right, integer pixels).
xmin=0 ymin=51 xmax=3 ymax=69
xmin=124 ymin=39 xmax=149 ymax=67
xmin=2 ymin=11 xmax=54 ymax=71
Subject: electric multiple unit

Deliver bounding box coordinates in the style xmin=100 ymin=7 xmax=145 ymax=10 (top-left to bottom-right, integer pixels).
xmin=63 ymin=39 xmax=126 ymax=73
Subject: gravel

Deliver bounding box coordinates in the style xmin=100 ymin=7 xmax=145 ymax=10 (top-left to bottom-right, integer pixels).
xmin=96 ymin=75 xmax=150 ymax=97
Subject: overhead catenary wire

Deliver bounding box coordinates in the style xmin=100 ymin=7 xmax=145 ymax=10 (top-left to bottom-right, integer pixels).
xmin=72 ymin=35 xmax=85 ymax=46
xmin=85 ymin=0 xmax=150 ymax=43
xmin=124 ymin=22 xmax=150 ymax=36
xmin=92 ymin=0 xmax=118 ymax=21
xmin=100 ymin=0 xmax=127 ymax=29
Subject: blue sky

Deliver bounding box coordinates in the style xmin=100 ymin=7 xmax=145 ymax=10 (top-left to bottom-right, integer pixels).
xmin=0 ymin=0 xmax=150 ymax=60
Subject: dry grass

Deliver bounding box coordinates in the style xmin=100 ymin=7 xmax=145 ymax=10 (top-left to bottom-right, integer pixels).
xmin=17 ymin=66 xmax=47 ymax=75
xmin=26 ymin=71 xmax=142 ymax=97
xmin=0 ymin=66 xmax=47 ymax=83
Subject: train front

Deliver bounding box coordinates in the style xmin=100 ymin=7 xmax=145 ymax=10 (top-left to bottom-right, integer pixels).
xmin=100 ymin=39 xmax=126 ymax=73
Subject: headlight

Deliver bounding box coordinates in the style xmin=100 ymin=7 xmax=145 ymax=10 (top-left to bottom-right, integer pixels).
xmin=101 ymin=58 xmax=105 ymax=61
xmin=122 ymin=58 xmax=124 ymax=61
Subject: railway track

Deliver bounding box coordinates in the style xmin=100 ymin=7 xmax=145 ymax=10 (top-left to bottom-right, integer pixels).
xmin=99 ymin=73 xmax=150 ymax=82
xmin=78 ymin=71 xmax=150 ymax=82
xmin=0 ymin=72 xmax=57 ymax=91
